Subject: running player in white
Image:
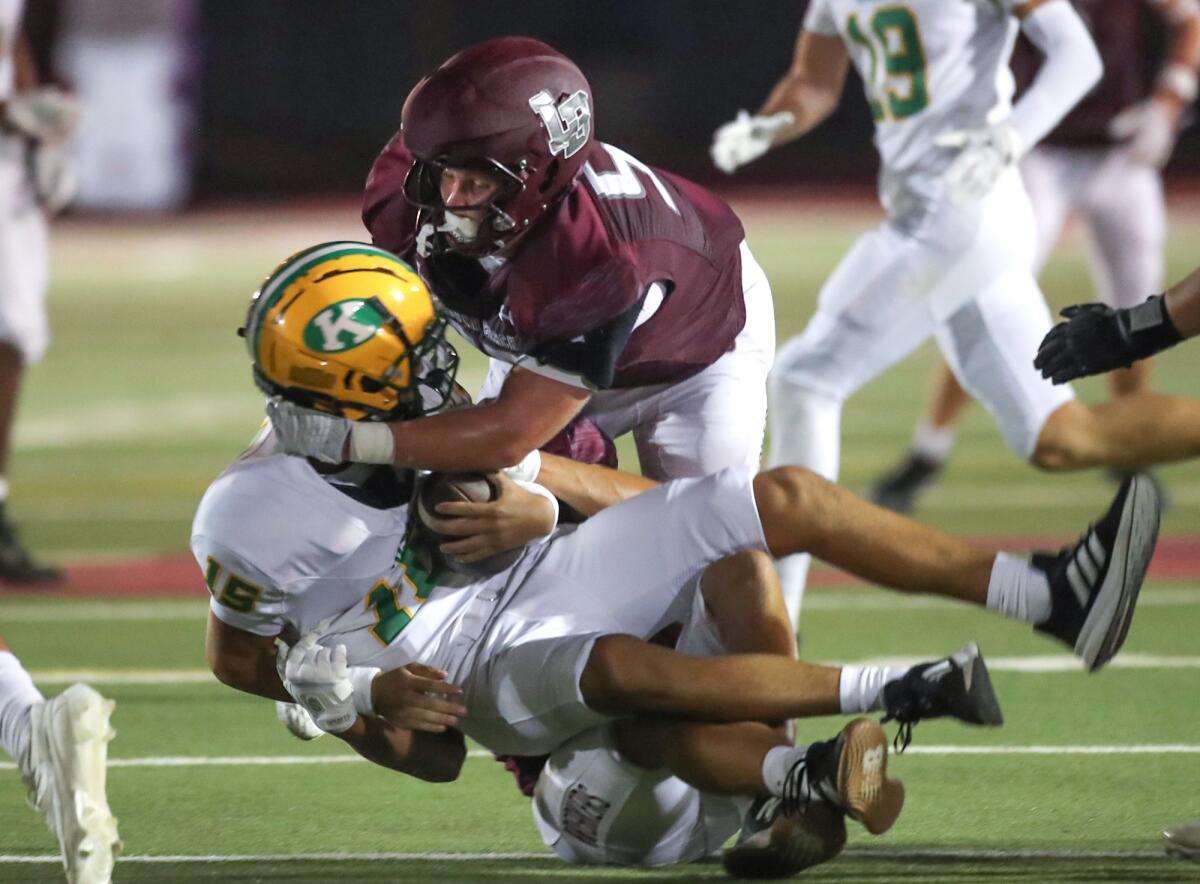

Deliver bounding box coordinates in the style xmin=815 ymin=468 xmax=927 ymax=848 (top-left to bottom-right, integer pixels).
xmin=0 ymin=0 xmax=78 ymax=582
xmin=0 ymin=638 xmax=120 ymax=884
xmin=202 ymin=242 xmax=1159 ymax=874
xmin=712 ymin=0 xmax=1200 ymax=626
xmin=870 ymin=0 xmax=1200 ymax=514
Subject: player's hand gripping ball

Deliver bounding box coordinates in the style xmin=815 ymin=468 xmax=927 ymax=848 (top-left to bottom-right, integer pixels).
xmin=415 ymin=473 xmax=523 ymax=576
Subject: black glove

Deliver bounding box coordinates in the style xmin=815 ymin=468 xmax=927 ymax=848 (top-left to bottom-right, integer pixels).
xmin=1034 ymin=295 xmax=1183 ymax=384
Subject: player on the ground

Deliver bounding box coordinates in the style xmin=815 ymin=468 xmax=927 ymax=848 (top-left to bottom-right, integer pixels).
xmin=0 ymin=638 xmax=120 ymax=884
xmin=202 ymin=244 xmax=1161 ymax=873
xmin=0 ymin=0 xmax=79 ymax=583
xmin=869 ymin=0 xmax=1200 ymax=513
xmin=711 ymin=0 xmax=1200 ymax=626
xmin=266 ymin=36 xmax=775 ymax=487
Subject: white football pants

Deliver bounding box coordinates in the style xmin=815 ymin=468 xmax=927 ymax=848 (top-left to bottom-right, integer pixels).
xmin=769 ymin=170 xmax=1073 ymax=624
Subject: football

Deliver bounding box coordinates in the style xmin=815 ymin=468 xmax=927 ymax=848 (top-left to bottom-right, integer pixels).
xmin=415 ymin=472 xmax=522 ymax=575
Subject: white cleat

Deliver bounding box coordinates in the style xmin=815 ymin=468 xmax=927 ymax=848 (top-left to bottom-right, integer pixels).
xmin=275 ymin=700 xmax=324 ymax=741
xmin=24 ymin=683 xmax=122 ymax=884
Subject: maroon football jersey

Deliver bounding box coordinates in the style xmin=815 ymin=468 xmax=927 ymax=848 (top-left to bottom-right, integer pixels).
xmin=362 ymin=135 xmax=747 ymax=390
xmin=1012 ymin=0 xmax=1153 ymax=147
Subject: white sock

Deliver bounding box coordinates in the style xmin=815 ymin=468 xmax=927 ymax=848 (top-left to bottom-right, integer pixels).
xmin=761 ymin=744 xmax=807 ymax=798
xmin=838 ymin=664 xmax=912 ymax=713
xmin=0 ymin=651 xmax=43 ymax=768
xmin=912 ymin=422 xmax=956 ymax=463
xmin=986 ymin=552 xmax=1052 ymax=625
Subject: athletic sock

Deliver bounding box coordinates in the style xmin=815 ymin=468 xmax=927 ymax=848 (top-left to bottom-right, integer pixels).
xmin=0 ymin=651 xmax=43 ymax=769
xmin=838 ymin=664 xmax=911 ymax=713
xmin=761 ymin=744 xmax=807 ymax=798
xmin=911 ymin=422 xmax=956 ymax=464
xmin=986 ymin=552 xmax=1052 ymax=625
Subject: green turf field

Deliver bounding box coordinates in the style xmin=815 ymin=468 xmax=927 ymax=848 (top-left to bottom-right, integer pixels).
xmin=0 ymin=201 xmax=1198 ymax=881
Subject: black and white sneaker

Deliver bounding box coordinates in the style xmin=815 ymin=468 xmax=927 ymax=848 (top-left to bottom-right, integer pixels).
xmin=868 ymin=452 xmax=943 ymax=514
xmin=881 ymin=642 xmax=1003 ymax=751
xmin=721 ymin=794 xmax=846 ymax=879
xmin=1033 ymin=474 xmax=1162 ymax=672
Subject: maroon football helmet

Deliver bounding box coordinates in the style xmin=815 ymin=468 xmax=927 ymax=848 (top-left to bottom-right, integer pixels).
xmin=401 ymin=37 xmax=594 ymax=256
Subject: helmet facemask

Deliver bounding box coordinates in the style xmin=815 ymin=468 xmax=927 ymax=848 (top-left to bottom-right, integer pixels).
xmin=404 ymin=156 xmax=531 ymax=258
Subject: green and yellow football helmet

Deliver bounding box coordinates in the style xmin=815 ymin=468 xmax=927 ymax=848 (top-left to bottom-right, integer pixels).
xmin=242 ymin=242 xmax=458 ymax=421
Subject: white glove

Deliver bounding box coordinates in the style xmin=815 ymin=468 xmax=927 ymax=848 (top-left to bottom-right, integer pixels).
xmin=4 ymin=87 xmax=81 ymax=143
xmin=934 ymin=123 xmax=1024 ymax=206
xmin=1108 ymin=99 xmax=1177 ymax=169
xmin=30 ymin=141 xmax=76 ymax=214
xmin=265 ymin=398 xmax=351 ymax=464
xmin=275 ymin=701 xmax=324 ymax=741
xmin=277 ymin=634 xmax=356 ymax=734
xmin=710 ymin=110 xmax=794 ymax=174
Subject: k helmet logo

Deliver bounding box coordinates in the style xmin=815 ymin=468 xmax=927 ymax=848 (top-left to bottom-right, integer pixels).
xmin=528 ymin=89 xmax=591 ymax=159
xmin=303 ymin=299 xmax=385 ymax=353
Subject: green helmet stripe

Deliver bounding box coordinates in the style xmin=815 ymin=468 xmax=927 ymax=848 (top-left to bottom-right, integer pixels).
xmin=246 ymin=241 xmax=411 ymax=361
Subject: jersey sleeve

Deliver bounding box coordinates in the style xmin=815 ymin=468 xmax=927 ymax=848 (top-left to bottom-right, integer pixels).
xmin=802 ymin=0 xmax=840 ymax=36
xmin=194 ymin=537 xmax=288 ymax=637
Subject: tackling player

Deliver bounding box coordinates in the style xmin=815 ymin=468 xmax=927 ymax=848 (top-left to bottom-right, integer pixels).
xmin=0 ymin=638 xmax=119 ymax=883
xmin=869 ymin=0 xmax=1200 ymax=513
xmin=202 ymin=244 xmax=1162 ymax=873
xmin=266 ymin=36 xmax=776 ymax=488
xmin=712 ymin=0 xmax=1200 ymax=625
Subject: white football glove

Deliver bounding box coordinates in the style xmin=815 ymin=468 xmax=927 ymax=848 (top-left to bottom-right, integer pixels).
xmin=265 ymin=398 xmax=352 ymax=463
xmin=275 ymin=700 xmax=324 ymax=741
xmin=30 ymin=141 xmax=76 ymax=214
xmin=710 ymin=110 xmax=795 ymax=174
xmin=934 ymin=123 xmax=1024 ymax=206
xmin=1109 ymin=99 xmax=1177 ymax=169
xmin=277 ymin=635 xmax=356 ymax=734
xmin=4 ymin=87 xmax=81 ymax=144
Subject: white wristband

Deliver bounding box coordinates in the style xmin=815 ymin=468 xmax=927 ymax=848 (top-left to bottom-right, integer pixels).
xmin=349 ymin=666 xmax=381 ymax=716
xmin=512 ymin=479 xmax=559 ymax=540
xmin=1160 ymin=63 xmax=1199 ymax=104
xmin=349 ymin=422 xmax=395 ymax=464
xmin=501 ymin=448 xmax=542 ymax=484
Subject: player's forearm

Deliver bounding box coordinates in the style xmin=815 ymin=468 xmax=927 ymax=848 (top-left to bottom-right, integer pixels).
xmin=205 ymin=614 xmax=293 ymax=702
xmin=1009 ymin=1 xmax=1103 ymax=149
xmin=535 ymin=452 xmax=658 ymax=516
xmin=1164 ymin=265 xmax=1200 ymax=338
xmin=1157 ymin=0 xmax=1200 ymax=116
xmin=387 ymin=402 xmax=558 ymax=472
xmin=13 ymin=35 xmax=37 ymax=92
xmin=759 ymin=32 xmax=848 ymax=147
xmin=337 ymin=718 xmax=465 ymax=783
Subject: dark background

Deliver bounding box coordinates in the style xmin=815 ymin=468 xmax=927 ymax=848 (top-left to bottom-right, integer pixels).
xmin=29 ymin=0 xmax=1200 ymax=200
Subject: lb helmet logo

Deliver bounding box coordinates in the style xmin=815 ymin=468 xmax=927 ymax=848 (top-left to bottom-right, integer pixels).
xmin=303 ymin=300 xmax=384 ymax=353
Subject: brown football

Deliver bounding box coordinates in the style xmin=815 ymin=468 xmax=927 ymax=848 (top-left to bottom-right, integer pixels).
xmin=416 ymin=472 xmax=521 ymax=575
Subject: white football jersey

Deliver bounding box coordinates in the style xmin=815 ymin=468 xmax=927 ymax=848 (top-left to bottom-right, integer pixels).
xmin=805 ymin=0 xmax=1023 ymax=225
xmin=0 ymin=0 xmax=23 ymax=102
xmin=190 ymin=433 xmax=503 ymax=676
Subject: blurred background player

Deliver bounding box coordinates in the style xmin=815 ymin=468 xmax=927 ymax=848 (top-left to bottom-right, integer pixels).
xmin=870 ymin=0 xmax=1200 ymax=514
xmin=267 ymin=37 xmax=776 ymax=487
xmin=0 ymin=0 xmax=78 ymax=583
xmin=711 ymin=0 xmax=1200 ymax=628
xmin=0 ymin=637 xmax=119 ymax=883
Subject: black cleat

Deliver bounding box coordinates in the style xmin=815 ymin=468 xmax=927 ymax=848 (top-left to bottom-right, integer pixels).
xmin=868 ymin=452 xmax=943 ymax=514
xmin=0 ymin=508 xmax=62 ymax=585
xmin=882 ymin=642 xmax=1003 ymax=751
xmin=1034 ymin=474 xmax=1162 ymax=672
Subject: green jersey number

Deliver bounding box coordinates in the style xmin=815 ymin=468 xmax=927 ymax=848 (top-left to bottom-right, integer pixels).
xmin=846 ymin=5 xmax=929 ymax=122
xmin=366 ymin=545 xmax=438 ymax=645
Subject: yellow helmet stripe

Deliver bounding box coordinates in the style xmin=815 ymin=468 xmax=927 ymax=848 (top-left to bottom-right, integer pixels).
xmin=246 ymin=241 xmax=413 ymax=362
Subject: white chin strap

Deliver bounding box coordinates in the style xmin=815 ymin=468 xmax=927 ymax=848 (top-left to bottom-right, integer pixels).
xmin=416 ymin=213 xmax=482 ymax=257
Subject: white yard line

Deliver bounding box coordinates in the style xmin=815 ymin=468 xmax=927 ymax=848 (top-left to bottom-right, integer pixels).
xmin=0 ymin=847 xmax=1164 ymax=864
xmin=3 ymin=744 xmax=1197 ymax=773
xmin=2 ymin=586 xmax=1197 ymax=622
xmin=24 ymin=652 xmax=1200 ymax=687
